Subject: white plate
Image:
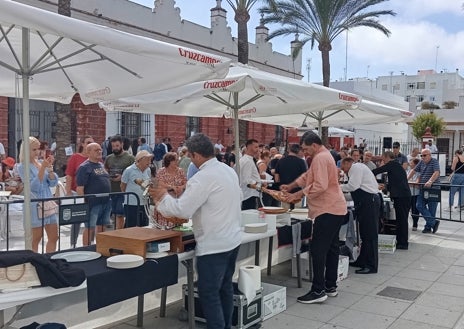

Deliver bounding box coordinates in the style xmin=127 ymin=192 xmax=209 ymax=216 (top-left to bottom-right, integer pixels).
xmin=51 ymin=251 xmax=101 ymax=262
xmin=261 ymin=206 xmax=284 ymax=210
xmin=107 ymin=254 xmax=144 ymax=269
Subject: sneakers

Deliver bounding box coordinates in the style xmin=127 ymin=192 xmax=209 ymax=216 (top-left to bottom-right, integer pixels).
xmin=325 ymin=287 xmax=338 ymax=297
xmin=433 ymin=220 xmax=440 ymax=233
xmin=297 ymin=290 xmax=328 ymax=304
xmin=412 ymin=227 xmax=417 ymax=231
xmin=422 ymin=228 xmax=432 ymax=234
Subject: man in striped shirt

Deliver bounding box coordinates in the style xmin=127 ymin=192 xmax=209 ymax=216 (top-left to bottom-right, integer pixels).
xmin=407 ymin=149 xmax=440 ymax=233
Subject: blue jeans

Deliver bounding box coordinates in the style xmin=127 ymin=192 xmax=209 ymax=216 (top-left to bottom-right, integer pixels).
xmin=449 ymin=173 xmax=464 ymax=207
xmin=86 ymin=201 xmax=111 ymax=228
xmin=196 ymin=246 xmax=240 ymax=329
xmin=416 ymin=192 xmax=438 ymax=230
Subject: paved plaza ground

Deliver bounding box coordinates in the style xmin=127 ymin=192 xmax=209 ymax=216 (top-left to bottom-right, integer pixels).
xmin=99 ymin=217 xmax=464 ymax=329
xmin=2 ymin=191 xmax=464 ymax=329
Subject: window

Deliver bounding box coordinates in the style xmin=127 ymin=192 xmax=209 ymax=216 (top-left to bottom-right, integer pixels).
xmin=405 ymin=95 xmax=410 ymax=102
xmin=393 ymin=83 xmax=400 ymax=91
xmin=381 ymin=84 xmax=388 ymax=91
xmin=417 ymin=95 xmax=424 ymax=102
xmin=407 ymin=83 xmax=415 ymax=90
xmin=416 ymin=82 xmax=425 ymax=89
xmin=119 ymin=113 xmax=151 ymax=142
xmin=430 ymin=82 xmax=437 ymax=89
xmin=186 ymin=116 xmax=200 ymax=138
xmin=429 ymin=96 xmax=435 ymax=102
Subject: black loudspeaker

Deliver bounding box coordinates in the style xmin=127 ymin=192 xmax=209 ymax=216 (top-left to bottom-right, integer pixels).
xmin=383 ymin=137 xmax=392 ymax=149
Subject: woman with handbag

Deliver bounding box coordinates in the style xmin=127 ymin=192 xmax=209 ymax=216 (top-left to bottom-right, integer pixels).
xmin=448 ymin=150 xmax=464 ymax=211
xmin=17 ymin=137 xmax=59 ymax=253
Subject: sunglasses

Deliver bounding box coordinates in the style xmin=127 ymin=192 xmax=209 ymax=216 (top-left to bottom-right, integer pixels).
xmin=420 ymin=154 xmax=429 ymax=157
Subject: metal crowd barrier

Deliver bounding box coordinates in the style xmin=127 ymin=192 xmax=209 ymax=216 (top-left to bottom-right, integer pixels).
xmin=409 ymin=182 xmax=464 ymax=222
xmin=0 ymin=191 xmax=141 ymax=253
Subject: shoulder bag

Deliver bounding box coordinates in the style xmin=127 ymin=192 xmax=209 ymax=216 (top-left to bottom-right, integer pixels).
xmin=448 ymin=162 xmax=464 ymax=183
xmin=33 ymin=192 xmax=58 ymax=219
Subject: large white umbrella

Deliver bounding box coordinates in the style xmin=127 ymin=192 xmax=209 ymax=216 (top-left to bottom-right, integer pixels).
xmin=0 ymin=0 xmax=231 ymax=250
xmin=100 ymin=64 xmax=361 ymax=173
xmin=244 ymin=98 xmax=414 ymax=130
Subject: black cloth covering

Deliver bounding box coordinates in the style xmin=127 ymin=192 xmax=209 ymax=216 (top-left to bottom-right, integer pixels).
xmin=0 ymin=250 xmax=85 ymax=288
xmin=67 ymin=246 xmax=179 ymax=312
xmin=277 ymin=219 xmax=312 ymax=247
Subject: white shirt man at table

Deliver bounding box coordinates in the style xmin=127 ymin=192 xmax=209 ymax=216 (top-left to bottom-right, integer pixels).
xmin=149 ymin=133 xmax=241 ymax=329
xmin=239 ymin=139 xmax=261 ymax=210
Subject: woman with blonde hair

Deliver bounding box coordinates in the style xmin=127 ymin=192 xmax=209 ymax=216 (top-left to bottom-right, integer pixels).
xmin=17 ymin=136 xmax=59 ymax=252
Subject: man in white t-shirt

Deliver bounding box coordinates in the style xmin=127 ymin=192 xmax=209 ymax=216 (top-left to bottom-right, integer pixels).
xmin=0 ymin=142 xmax=5 ymax=160
xmin=214 ymin=139 xmax=224 ymax=154
xmin=425 ymin=140 xmax=438 ymax=153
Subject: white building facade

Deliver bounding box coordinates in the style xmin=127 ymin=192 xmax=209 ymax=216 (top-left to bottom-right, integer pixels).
xmin=376 ymin=69 xmax=464 ymax=158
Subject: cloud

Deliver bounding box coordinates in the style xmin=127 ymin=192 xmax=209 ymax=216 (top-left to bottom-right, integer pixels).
xmin=339 ymin=18 xmax=464 ymax=77
xmin=391 ymin=0 xmax=464 ymax=20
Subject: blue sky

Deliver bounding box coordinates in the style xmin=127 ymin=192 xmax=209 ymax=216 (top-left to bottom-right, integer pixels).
xmin=131 ymin=0 xmax=464 ymax=83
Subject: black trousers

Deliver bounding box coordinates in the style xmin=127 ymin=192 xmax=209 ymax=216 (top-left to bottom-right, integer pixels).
xmin=310 ymin=213 xmax=345 ymax=293
xmin=241 ymin=196 xmax=258 ymax=210
xmin=124 ymin=204 xmax=149 ymax=227
xmin=354 ymin=192 xmax=380 ymax=272
xmin=392 ymin=196 xmax=411 ymax=246
xmin=410 ymin=195 xmax=420 ymax=228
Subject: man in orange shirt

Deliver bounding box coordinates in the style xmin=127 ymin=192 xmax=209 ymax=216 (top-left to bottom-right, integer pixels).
xmin=282 ymin=131 xmax=347 ymax=304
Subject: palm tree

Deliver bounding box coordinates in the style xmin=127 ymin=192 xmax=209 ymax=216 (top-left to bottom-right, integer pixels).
xmin=225 ymin=0 xmax=259 ymax=64
xmin=260 ymin=0 xmax=395 ymax=142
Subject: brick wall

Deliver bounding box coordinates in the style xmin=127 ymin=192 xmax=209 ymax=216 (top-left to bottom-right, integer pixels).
xmin=72 ymin=94 xmax=106 ymax=145
xmin=154 ymin=115 xmax=279 ymax=150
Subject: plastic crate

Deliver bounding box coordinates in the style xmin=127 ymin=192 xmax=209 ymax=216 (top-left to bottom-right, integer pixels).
xmin=378 ymin=234 xmax=396 ymax=253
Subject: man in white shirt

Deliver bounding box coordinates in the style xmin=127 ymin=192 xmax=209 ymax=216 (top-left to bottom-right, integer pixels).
xmin=149 ymin=133 xmax=241 ymax=329
xmin=341 ymin=157 xmax=380 ymax=274
xmin=239 ymin=139 xmax=261 ymax=210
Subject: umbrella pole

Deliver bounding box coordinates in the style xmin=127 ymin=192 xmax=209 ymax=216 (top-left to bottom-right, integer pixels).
xmin=22 ymin=27 xmax=32 ymax=251
xmin=233 ymin=92 xmax=240 ymax=177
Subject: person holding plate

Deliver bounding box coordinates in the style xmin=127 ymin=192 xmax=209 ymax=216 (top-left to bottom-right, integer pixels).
xmin=149 ymin=133 xmax=241 ymax=329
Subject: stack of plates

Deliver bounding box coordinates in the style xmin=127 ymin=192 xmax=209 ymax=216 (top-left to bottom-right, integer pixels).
xmin=258 ymin=206 xmax=287 ymax=214
xmin=244 ymin=223 xmax=268 ymax=233
xmin=107 ymin=254 xmax=144 ymax=269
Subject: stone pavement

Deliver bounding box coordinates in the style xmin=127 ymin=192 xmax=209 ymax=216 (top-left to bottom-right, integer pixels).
xmin=100 ymin=218 xmax=464 ymax=329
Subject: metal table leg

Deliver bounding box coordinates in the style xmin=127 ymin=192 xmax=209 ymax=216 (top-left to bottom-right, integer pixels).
xmin=254 ymin=240 xmax=260 ymax=266
xmin=296 ymin=254 xmax=302 ymax=288
xmin=182 ymin=258 xmax=195 ymax=329
xmin=136 ymin=295 xmax=144 ymax=327
xmin=160 ymin=286 xmax=167 ymax=317
xmin=267 ymin=236 xmax=273 ymax=276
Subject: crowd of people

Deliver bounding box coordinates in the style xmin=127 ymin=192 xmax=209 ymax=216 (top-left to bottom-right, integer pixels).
xmin=3 ymin=132 xmax=464 ymax=326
